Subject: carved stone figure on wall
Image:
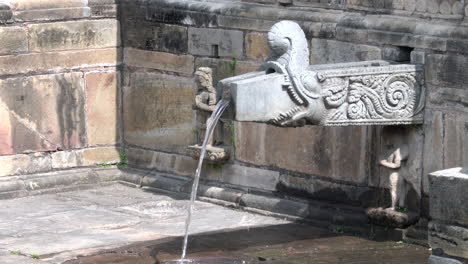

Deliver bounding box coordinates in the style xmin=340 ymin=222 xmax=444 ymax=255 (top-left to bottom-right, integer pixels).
xmin=380 ymin=145 xmax=409 ymax=210
xmin=187 ymin=67 xmax=229 ymax=162
xmin=194 ymin=67 xmax=217 ymax=146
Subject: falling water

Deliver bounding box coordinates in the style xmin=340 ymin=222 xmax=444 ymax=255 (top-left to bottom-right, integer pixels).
xmin=180 ymin=99 xmax=231 ymax=261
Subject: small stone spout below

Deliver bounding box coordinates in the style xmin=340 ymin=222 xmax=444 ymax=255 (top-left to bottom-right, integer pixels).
xmin=220 ymin=20 xmax=425 ymax=127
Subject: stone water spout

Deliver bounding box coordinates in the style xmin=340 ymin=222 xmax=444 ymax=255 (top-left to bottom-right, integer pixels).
xmin=221 ymin=20 xmax=425 ymax=127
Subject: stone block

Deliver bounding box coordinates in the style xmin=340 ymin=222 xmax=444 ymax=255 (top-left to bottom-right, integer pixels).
xmin=14 ymin=7 xmax=91 ymax=22
xmin=188 ymin=28 xmax=244 ymax=58
xmin=85 ymin=71 xmax=119 ymax=146
xmin=278 ymin=173 xmax=370 ymax=206
xmin=443 ymin=114 xmax=468 ymax=168
xmin=429 ymin=222 xmax=468 ymax=259
xmin=336 ymin=27 xmax=369 ymax=44
xmin=9 ymin=0 xmax=87 ymax=10
xmin=411 ymin=49 xmax=426 ymax=64
xmin=28 ymin=19 xmax=119 ymax=52
xmin=124 ymin=48 xmax=194 ymax=74
xmin=90 ymin=4 xmax=117 ymax=17
xmin=368 ymin=31 xmax=446 ymax=51
xmin=428 ymin=255 xmax=464 ymax=264
xmin=146 ymin=7 xmax=217 ymax=28
xmin=234 ymin=122 xmax=369 ymax=184
xmin=245 ymin=32 xmax=270 ymax=61
xmin=426 ymin=54 xmax=468 ymax=88
xmin=123 ymin=21 xmax=188 ymax=53
xmin=0 ymin=48 xmax=120 ymax=76
xmin=220 ymin=164 xmax=279 ymax=191
xmin=126 ymin=148 xmax=197 ymax=177
xmin=0 ymin=27 xmax=28 ymax=55
xmin=0 ymin=153 xmax=51 ymax=177
xmin=217 ymin=15 xmax=274 ymax=32
xmin=310 ymin=38 xmax=381 ymax=64
xmin=51 ymin=150 xmax=83 ymax=169
xmin=82 ymin=147 xmax=121 ymax=166
xmin=195 ymin=57 xmax=260 ymax=88
xmin=0 ymin=73 xmax=86 ymax=155
xmin=422 ymin=111 xmax=444 ymax=194
xmin=429 ymin=167 xmax=468 ymax=226
xmin=123 ymin=73 xmax=195 ymax=154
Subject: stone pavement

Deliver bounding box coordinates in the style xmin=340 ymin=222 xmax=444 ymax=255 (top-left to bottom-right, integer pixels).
xmin=0 ymin=184 xmax=287 ymax=263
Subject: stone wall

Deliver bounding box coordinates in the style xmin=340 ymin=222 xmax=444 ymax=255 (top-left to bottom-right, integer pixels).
xmin=429 ymin=168 xmax=468 ymax=263
xmin=0 ymin=0 xmax=121 ymax=177
xmin=0 ymin=0 xmax=466 ymax=241
xmin=120 ymin=0 xmax=468 ymax=236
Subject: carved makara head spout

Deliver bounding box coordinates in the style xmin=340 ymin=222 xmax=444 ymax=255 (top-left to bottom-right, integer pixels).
xmin=222 ymin=20 xmax=425 ymax=127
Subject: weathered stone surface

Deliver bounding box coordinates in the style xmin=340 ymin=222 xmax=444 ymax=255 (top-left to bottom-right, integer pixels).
xmin=124 ymin=73 xmax=194 ymax=153
xmin=245 ymin=32 xmax=270 ymax=61
xmin=0 ymin=73 xmax=86 ymax=155
xmin=366 ymin=207 xmax=419 ymax=228
xmin=217 ymin=15 xmax=275 ymax=32
xmin=426 ymin=54 xmax=468 ymax=88
xmin=85 ymin=71 xmax=119 ymax=146
xmin=443 ymin=114 xmax=468 ymax=168
xmin=220 ymin=164 xmax=279 ymax=191
xmin=124 ymin=21 xmax=188 ymax=53
xmin=51 ymin=150 xmax=83 ymax=169
xmin=336 ymin=27 xmax=368 ymax=44
xmin=14 ymin=7 xmax=91 ymax=22
xmin=82 ymin=147 xmax=120 ymax=166
xmin=126 ymin=148 xmax=197 ymax=177
xmin=195 ymin=57 xmax=260 ymax=87
xmin=310 ymin=38 xmax=381 ymax=64
xmin=90 ymin=4 xmax=117 ymax=18
xmin=9 ymin=0 xmax=87 ymax=10
xmin=146 ymin=7 xmax=217 ymax=28
xmin=429 ymin=222 xmax=468 ymax=259
xmin=28 ymin=19 xmax=119 ymax=52
xmin=278 ymin=172 xmax=370 ymax=206
xmin=367 ymin=31 xmax=446 ymax=51
xmin=124 ymin=48 xmax=194 ymax=74
xmin=0 ymin=27 xmax=28 ymax=55
xmin=0 ymin=48 xmax=120 ymax=76
xmin=0 ymin=153 xmax=51 ymax=177
xmin=411 ymin=49 xmax=426 ymax=64
xmin=429 ymin=167 xmax=468 ymax=226
xmin=422 ymin=111 xmax=444 ymax=194
xmin=234 ymin=122 xmax=369 ymax=184
xmin=428 ymin=255 xmax=464 ymax=264
xmin=188 ymin=28 xmax=244 ymax=57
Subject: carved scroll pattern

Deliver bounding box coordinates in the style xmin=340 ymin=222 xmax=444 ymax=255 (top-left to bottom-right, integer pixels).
xmin=322 ymin=72 xmax=419 ymax=123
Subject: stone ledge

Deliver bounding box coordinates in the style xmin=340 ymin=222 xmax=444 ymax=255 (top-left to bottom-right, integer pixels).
xmin=0 ymin=166 xmax=407 ymax=242
xmin=0 ymin=167 xmax=122 ymax=200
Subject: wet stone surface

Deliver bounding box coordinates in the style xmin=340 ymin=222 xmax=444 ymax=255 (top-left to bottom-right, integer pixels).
xmin=0 ymin=184 xmax=430 ymax=263
xmin=64 ymin=223 xmax=430 ymax=264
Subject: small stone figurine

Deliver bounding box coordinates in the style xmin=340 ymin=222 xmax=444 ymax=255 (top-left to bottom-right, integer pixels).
xmin=194 ymin=67 xmax=217 ymax=146
xmin=380 ymin=146 xmax=409 ymax=210
xmin=366 ymin=134 xmax=418 ymax=229
xmin=187 ymin=67 xmax=228 ymax=162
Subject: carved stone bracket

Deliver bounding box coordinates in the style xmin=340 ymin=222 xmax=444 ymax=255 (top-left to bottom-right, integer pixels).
xmin=221 ymin=20 xmax=425 ymax=127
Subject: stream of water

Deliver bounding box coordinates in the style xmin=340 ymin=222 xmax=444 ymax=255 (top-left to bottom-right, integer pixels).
xmin=180 ymin=99 xmax=231 ymax=261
